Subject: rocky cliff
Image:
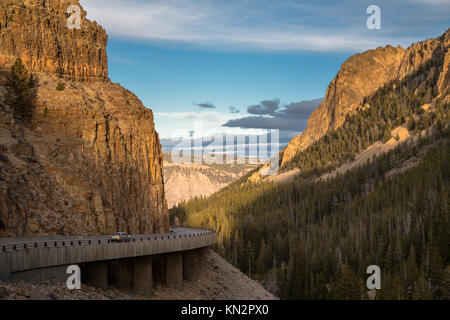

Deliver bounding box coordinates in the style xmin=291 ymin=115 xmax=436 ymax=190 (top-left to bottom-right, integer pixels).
xmin=281 ymin=45 xmax=405 ymax=166
xmin=281 ymin=29 xmax=450 ymax=167
xmin=0 ymin=0 xmax=108 ymax=81
xmin=0 ymin=0 xmax=168 ymax=237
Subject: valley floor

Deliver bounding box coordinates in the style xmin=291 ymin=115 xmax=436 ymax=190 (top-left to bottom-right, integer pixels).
xmin=0 ymin=249 xmax=277 ymax=300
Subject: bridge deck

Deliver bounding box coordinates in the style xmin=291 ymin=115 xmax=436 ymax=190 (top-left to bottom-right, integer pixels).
xmin=0 ymin=228 xmax=216 ymax=281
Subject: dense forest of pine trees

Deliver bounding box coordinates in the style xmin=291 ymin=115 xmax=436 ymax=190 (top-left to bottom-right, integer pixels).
xmin=171 ymin=128 xmax=449 ymax=299
xmin=171 ymin=51 xmax=449 ymax=299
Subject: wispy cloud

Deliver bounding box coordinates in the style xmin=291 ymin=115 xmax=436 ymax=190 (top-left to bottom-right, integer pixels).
xmin=156 ymin=111 xmax=228 ymax=121
xmin=79 ymin=0 xmax=447 ymax=52
xmin=195 ymin=102 xmax=216 ymax=109
xmin=229 ymin=106 xmax=240 ymax=114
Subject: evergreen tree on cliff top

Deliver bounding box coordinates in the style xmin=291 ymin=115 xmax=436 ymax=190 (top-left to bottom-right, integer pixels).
xmin=5 ymin=57 xmax=35 ymax=122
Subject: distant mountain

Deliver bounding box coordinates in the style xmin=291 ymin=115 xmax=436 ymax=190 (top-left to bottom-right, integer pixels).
xmin=163 ymin=153 xmax=256 ymax=208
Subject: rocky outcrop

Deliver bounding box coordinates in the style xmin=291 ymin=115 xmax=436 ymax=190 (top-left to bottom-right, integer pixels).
xmin=281 ymin=45 xmax=405 ymax=166
xmin=0 ymin=0 xmax=168 ymax=236
xmin=281 ymin=29 xmax=450 ymax=167
xmin=0 ymin=0 xmax=108 ymax=81
xmin=0 ymin=76 xmax=169 ymax=237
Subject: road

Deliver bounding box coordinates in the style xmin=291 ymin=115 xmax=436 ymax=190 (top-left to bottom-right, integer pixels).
xmin=0 ymin=227 xmax=214 ymax=252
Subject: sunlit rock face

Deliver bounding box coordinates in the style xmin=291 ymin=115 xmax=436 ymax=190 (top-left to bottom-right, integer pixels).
xmin=0 ymin=0 xmax=169 ymax=237
xmin=0 ymin=0 xmax=108 ymax=81
xmin=281 ymin=29 xmax=450 ymax=167
xmin=281 ymin=45 xmax=405 ymax=166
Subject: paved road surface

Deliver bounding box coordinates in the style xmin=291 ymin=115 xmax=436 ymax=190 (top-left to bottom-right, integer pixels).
xmin=0 ymin=227 xmax=214 ymax=252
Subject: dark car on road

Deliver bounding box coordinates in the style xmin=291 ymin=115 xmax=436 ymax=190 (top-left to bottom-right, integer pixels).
xmin=111 ymin=232 xmax=132 ymax=242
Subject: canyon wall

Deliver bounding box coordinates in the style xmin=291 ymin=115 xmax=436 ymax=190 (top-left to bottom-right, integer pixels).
xmin=0 ymin=0 xmax=169 ymax=236
xmin=0 ymin=0 xmax=108 ymax=81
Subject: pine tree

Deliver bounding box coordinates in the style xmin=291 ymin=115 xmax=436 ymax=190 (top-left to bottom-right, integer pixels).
xmin=426 ymin=247 xmax=444 ymax=297
xmin=56 ymin=81 xmax=65 ymax=91
xmin=405 ymin=245 xmax=420 ymax=299
xmin=5 ymin=57 xmax=35 ymax=122
xmin=412 ymin=271 xmax=433 ymax=299
xmin=383 ymin=119 xmax=393 ymax=142
xmin=246 ymin=241 xmax=256 ymax=278
xmin=333 ymin=264 xmax=363 ymax=300
xmin=257 ymin=239 xmax=267 ymax=277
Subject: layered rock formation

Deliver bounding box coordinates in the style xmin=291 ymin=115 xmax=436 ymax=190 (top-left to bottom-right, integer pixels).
xmin=281 ymin=29 xmax=450 ymax=167
xmin=163 ymin=159 xmax=256 ymax=208
xmin=0 ymin=0 xmax=108 ymax=80
xmin=0 ymin=0 xmax=168 ymax=236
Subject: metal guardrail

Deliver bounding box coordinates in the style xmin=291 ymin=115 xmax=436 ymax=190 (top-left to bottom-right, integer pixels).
xmin=0 ymin=229 xmax=215 ymax=253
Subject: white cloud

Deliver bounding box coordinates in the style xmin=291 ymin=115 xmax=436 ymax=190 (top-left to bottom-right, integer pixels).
xmin=79 ymin=0 xmax=422 ymax=52
xmin=409 ymin=0 xmax=450 ymax=4
xmin=155 ymin=111 xmax=232 ymax=122
xmin=155 ymin=110 xmax=267 ymax=139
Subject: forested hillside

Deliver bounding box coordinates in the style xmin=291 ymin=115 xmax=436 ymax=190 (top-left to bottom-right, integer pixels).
xmin=171 ymin=30 xmax=450 ymax=299
xmin=171 ymin=128 xmax=449 ymax=299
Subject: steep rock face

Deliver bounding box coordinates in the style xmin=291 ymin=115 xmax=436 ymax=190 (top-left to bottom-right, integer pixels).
xmin=398 ymin=30 xmax=450 ymax=99
xmin=281 ymin=45 xmax=405 ymax=166
xmin=0 ymin=76 xmax=169 ymax=237
xmin=398 ymin=35 xmax=443 ymax=79
xmin=281 ymin=30 xmax=450 ymax=167
xmin=0 ymin=0 xmax=168 ymax=236
xmin=0 ymin=0 xmax=108 ymax=80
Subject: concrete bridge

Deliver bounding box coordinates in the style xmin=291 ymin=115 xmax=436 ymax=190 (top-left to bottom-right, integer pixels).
xmin=0 ymin=228 xmax=216 ymax=296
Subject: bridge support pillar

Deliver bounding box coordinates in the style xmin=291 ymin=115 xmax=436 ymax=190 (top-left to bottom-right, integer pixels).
xmin=183 ymin=250 xmax=199 ymax=281
xmin=133 ymin=256 xmax=153 ymax=296
xmin=166 ymin=252 xmax=183 ymax=290
xmin=153 ymin=254 xmax=167 ymax=285
xmin=109 ymin=259 xmax=133 ymax=291
xmin=198 ymin=247 xmax=209 ymax=257
xmin=198 ymin=247 xmax=209 ymax=266
xmin=85 ymin=261 xmax=108 ymax=290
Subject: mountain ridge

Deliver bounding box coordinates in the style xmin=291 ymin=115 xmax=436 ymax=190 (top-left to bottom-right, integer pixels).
xmin=281 ymin=29 xmax=450 ymax=168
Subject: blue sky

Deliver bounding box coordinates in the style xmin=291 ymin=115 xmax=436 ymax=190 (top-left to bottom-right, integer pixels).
xmin=80 ymin=0 xmax=449 ymax=148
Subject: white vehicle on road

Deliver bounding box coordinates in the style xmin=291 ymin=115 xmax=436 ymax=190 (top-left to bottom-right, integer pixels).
xmin=111 ymin=232 xmax=131 ymax=242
